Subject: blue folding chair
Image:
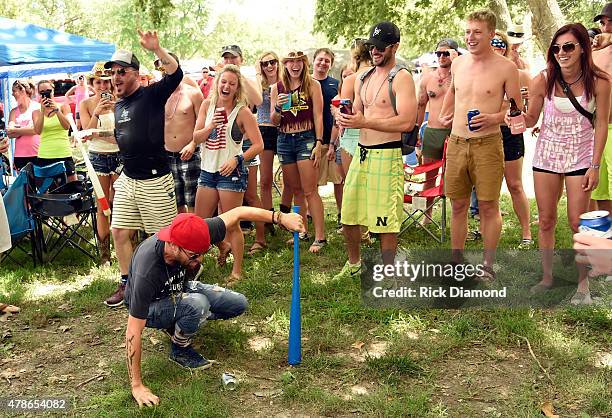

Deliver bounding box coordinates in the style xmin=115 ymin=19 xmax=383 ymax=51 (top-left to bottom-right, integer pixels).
xmin=0 ymin=167 xmax=41 ymax=266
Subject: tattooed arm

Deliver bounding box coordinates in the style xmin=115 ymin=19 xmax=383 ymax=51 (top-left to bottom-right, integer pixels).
xmin=126 ymin=314 xmax=159 ymax=407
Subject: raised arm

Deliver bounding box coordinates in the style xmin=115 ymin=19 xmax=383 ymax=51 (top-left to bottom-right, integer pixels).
xmin=126 ymin=315 xmax=159 ymax=407
xmin=243 ymin=78 xmax=263 ymax=107
xmin=139 ymin=30 xmax=178 ymax=75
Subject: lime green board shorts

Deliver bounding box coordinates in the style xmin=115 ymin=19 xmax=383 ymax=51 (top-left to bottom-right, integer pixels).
xmin=591 ymin=124 xmax=612 ymax=200
xmin=341 ymin=145 xmax=404 ymax=233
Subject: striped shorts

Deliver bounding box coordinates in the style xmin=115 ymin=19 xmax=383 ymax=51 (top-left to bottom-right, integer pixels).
xmin=111 ymin=173 xmax=177 ymax=234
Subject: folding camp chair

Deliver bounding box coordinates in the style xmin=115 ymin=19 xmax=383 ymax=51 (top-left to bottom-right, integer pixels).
xmin=400 ymin=139 xmax=448 ymax=242
xmin=24 ymin=162 xmax=99 ymax=263
xmin=0 ymin=168 xmax=42 ymax=266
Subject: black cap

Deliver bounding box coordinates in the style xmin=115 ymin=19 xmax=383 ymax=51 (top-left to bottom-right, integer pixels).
xmin=437 ymin=38 xmax=459 ymax=50
xmin=221 ymin=45 xmax=242 ymax=57
xmin=104 ymin=49 xmax=140 ymax=70
xmin=594 ymin=3 xmax=612 ymax=22
xmin=366 ymin=21 xmax=400 ymax=50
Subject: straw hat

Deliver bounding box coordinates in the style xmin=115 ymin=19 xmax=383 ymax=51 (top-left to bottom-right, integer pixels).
xmin=281 ymin=51 xmax=308 ymax=63
xmin=88 ymin=62 xmax=112 ymax=80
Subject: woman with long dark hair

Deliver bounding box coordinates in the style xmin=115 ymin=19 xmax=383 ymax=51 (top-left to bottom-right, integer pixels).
xmin=270 ymin=50 xmax=326 ymax=253
xmin=519 ymin=23 xmax=610 ymax=304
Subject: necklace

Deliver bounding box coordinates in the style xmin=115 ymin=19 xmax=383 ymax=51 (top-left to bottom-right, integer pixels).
xmin=362 ymin=70 xmax=390 ymax=108
xmin=566 ymin=70 xmax=583 ymax=87
xmin=165 ymin=84 xmax=182 ymax=120
xmin=436 ymin=69 xmax=451 ymax=87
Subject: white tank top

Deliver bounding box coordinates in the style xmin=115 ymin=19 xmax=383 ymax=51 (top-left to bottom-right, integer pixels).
xmin=200 ymin=100 xmax=244 ymax=173
xmin=88 ymin=112 xmax=120 ymax=153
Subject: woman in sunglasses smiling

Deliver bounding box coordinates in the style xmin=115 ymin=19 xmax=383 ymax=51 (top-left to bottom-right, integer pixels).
xmin=270 ymin=50 xmax=327 ymax=253
xmin=255 ymin=51 xmax=282 ymax=236
xmin=518 ymin=23 xmax=610 ymax=303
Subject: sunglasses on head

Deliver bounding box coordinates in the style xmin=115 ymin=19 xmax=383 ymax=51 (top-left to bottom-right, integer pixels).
xmin=180 ymin=247 xmax=202 ymax=261
xmin=491 ymin=38 xmax=507 ymax=49
xmin=435 ymin=50 xmax=451 ymax=57
xmin=351 ymin=38 xmax=367 ymax=49
xmin=261 ymin=59 xmax=278 ymax=67
xmin=286 ymin=51 xmax=305 ymax=58
xmin=110 ymin=68 xmax=135 ymax=76
xmin=551 ymin=42 xmax=578 ymax=54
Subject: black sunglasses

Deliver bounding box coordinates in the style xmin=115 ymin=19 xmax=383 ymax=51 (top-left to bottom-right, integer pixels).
xmin=435 ymin=50 xmax=451 ymax=57
xmin=507 ymin=31 xmax=524 ymax=38
xmin=110 ymin=68 xmax=135 ymax=76
xmin=180 ymin=247 xmax=202 ymax=261
xmin=368 ymin=43 xmax=394 ymax=52
xmin=551 ymin=42 xmax=578 ymax=54
xmin=261 ymin=59 xmax=278 ymax=67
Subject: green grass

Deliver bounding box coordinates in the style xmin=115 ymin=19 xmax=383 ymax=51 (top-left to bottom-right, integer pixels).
xmin=1 ymin=193 xmax=611 ymax=416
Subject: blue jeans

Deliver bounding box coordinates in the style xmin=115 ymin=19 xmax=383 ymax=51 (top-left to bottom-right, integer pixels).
xmin=470 ymin=188 xmax=479 ymax=215
xmin=144 ymin=281 xmax=248 ymax=337
xmin=277 ymin=130 xmax=315 ymax=165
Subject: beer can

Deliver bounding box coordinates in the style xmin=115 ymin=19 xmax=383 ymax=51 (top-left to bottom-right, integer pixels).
xmin=467 ymin=109 xmax=480 ymax=132
xmin=216 ymin=107 xmax=228 ymax=124
xmin=579 ymin=210 xmax=612 ymax=238
xmin=221 ymin=372 xmax=237 ymax=390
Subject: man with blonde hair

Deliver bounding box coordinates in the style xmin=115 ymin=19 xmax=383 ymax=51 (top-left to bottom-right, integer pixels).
xmin=439 ymin=10 xmax=522 ymax=280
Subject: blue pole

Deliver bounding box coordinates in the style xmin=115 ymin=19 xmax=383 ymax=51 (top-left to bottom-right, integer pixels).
xmin=288 ymin=205 xmax=301 ymax=365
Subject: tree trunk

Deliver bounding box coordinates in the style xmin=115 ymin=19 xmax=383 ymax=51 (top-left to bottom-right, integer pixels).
xmin=527 ymin=0 xmax=566 ymax=52
xmin=488 ymin=0 xmax=512 ymax=31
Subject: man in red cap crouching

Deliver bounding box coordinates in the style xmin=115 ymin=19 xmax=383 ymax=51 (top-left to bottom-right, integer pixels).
xmin=124 ymin=207 xmax=304 ymax=407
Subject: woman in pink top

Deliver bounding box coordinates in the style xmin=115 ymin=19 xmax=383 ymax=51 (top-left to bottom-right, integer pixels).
xmin=6 ymin=80 xmax=41 ymax=170
xmin=520 ymin=23 xmax=610 ymax=304
xmin=65 ymin=75 xmax=94 ymax=129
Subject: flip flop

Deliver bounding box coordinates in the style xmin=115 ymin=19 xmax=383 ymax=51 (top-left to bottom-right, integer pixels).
xmin=477 ymin=265 xmax=496 ymax=284
xmin=286 ymin=232 xmax=310 ymax=245
xmin=248 ymin=241 xmax=267 ymax=255
xmin=309 ymin=239 xmax=327 ymax=254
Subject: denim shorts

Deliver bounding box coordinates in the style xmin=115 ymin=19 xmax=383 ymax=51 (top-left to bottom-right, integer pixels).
xmin=277 ymin=130 xmax=315 ymax=165
xmin=198 ymin=163 xmax=247 ymax=192
xmin=242 ymin=139 xmax=260 ymax=167
xmin=89 ymin=152 xmax=122 ymax=176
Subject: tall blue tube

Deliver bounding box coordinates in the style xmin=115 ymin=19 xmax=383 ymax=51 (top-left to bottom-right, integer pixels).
xmin=288 ymin=205 xmax=301 ymax=365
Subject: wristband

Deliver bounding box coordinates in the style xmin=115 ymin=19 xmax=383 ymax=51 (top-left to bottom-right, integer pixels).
xmin=274 ymin=105 xmax=282 ymax=113
xmin=591 ymin=164 xmax=601 ymax=169
xmin=315 ymin=139 xmax=323 ymax=144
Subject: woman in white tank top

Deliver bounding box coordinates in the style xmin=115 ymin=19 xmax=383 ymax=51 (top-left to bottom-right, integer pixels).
xmin=518 ymin=24 xmax=610 ymax=304
xmin=192 ymin=65 xmax=264 ymax=283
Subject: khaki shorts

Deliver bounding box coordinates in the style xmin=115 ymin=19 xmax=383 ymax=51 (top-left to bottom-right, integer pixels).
xmin=444 ymin=132 xmax=504 ymax=201
xmin=111 ymin=172 xmax=178 ymax=234
xmin=317 ymin=144 xmax=343 ymax=185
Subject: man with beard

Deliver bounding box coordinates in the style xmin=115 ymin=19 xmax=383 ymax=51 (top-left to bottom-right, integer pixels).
xmin=591 ymin=3 xmax=612 ymax=211
xmin=124 ymin=207 xmax=304 ymax=407
xmin=439 ymin=10 xmax=521 ymax=279
xmin=103 ymin=30 xmax=183 ymax=307
xmin=417 ymin=38 xmax=459 ymax=222
xmin=335 ymin=21 xmax=417 ymax=275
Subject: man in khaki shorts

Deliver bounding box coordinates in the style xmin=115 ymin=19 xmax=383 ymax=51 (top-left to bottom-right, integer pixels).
xmin=439 ymin=10 xmax=522 ymax=279
xmin=103 ymin=30 xmax=184 ymax=306
xmin=336 ymin=21 xmax=417 ymax=276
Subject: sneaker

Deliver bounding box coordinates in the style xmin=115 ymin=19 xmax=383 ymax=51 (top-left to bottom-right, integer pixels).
xmin=104 ymin=283 xmax=126 ymax=307
xmin=333 ymin=260 xmax=362 ymax=280
xmin=169 ymin=343 xmax=212 ymax=369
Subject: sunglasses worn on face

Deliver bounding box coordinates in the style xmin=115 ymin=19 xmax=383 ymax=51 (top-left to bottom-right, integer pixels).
xmin=551 ymin=42 xmax=578 ymax=54
xmin=435 ymin=50 xmax=451 ymax=57
xmin=368 ymin=43 xmax=394 ymax=52
xmin=507 ymin=31 xmax=524 ymax=38
xmin=110 ymin=68 xmax=136 ymax=77
xmin=180 ymin=247 xmax=202 ymax=261
xmin=261 ymin=59 xmax=278 ymax=67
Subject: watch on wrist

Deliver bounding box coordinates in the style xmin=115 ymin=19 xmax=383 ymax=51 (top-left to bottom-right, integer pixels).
xmin=591 ymin=164 xmax=601 ymax=169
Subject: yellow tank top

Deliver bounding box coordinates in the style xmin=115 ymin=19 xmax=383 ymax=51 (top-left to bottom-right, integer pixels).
xmin=37 ymin=113 xmax=72 ymax=159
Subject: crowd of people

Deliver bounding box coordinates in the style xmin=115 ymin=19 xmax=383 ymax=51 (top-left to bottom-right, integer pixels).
xmin=2 ymin=4 xmax=612 ymax=407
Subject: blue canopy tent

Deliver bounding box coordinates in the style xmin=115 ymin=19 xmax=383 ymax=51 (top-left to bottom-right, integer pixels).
xmin=0 ymin=17 xmax=114 ymax=170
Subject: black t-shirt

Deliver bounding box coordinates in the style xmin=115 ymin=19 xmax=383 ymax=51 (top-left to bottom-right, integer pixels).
xmin=114 ymin=68 xmax=183 ymax=180
xmin=319 ymin=76 xmax=339 ymax=144
xmin=124 ymin=216 xmax=226 ymax=320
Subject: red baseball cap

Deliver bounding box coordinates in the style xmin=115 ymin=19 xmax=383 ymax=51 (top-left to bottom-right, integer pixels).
xmin=158 ymin=213 xmax=211 ymax=254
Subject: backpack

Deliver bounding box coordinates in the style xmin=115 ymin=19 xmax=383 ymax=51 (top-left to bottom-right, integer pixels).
xmin=358 ymin=64 xmax=418 ymax=155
